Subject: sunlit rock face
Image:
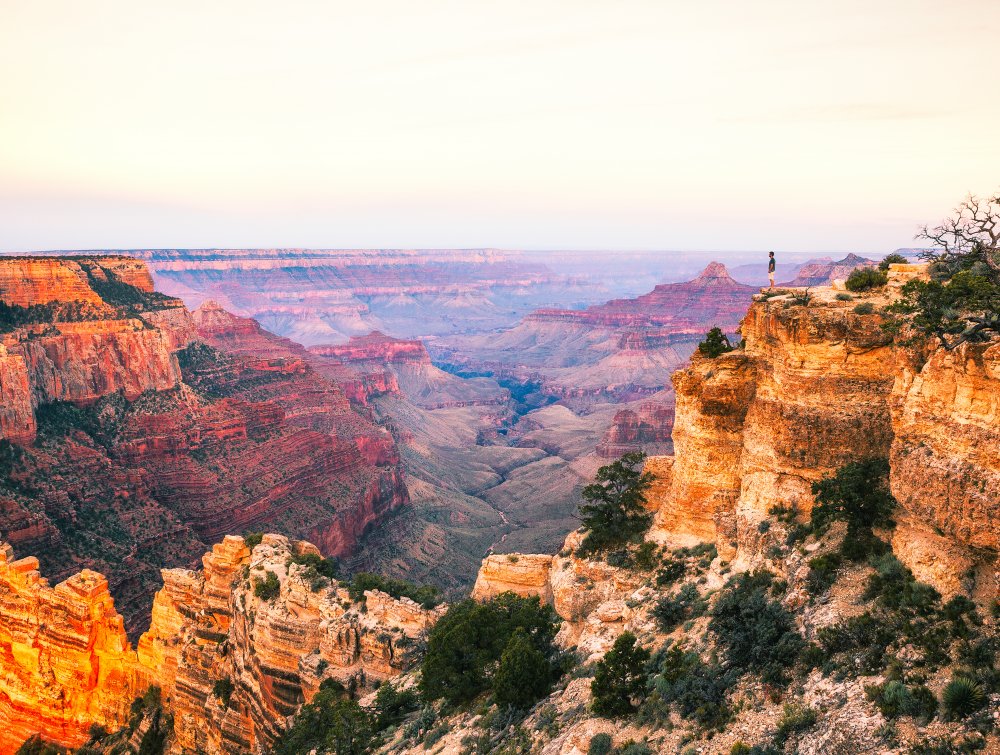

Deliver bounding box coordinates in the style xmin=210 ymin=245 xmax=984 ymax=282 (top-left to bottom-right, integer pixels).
xmin=889 ymin=339 xmax=1000 ymax=599
xmin=472 ymin=553 xmax=555 ymax=603
xmin=0 ymin=543 xmax=149 ymax=752
xmin=0 ymin=535 xmax=441 ymax=754
xmin=0 ymin=256 xmax=190 ymax=445
xmin=645 ymin=266 xmax=998 ymax=599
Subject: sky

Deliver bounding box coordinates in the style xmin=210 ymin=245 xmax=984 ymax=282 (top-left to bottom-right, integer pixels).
xmin=1 ymin=0 xmax=998 ymax=253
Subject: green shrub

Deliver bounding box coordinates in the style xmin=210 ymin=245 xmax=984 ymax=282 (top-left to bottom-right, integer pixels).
xmin=698 ymin=327 xmax=734 ymax=358
xmin=866 ymin=680 xmax=936 ymax=720
xmin=941 ymin=676 xmax=986 ymax=719
xmin=370 ymin=682 xmax=419 ymax=731
xmin=588 ymin=733 xmax=613 ymax=755
xmin=845 ymin=267 xmax=888 ymax=292
xmin=811 ymin=458 xmax=895 ymax=560
xmin=806 ymin=552 xmax=842 ymax=594
xmin=775 ymin=703 xmax=817 ymax=743
xmin=493 ymin=627 xmax=556 ymax=709
xmin=420 ymin=593 xmax=559 ymax=706
xmin=811 ymin=459 xmax=895 ymax=533
xmin=652 ymin=584 xmax=706 ymax=632
xmin=274 ymin=685 xmax=372 ymax=755
xmin=640 ymin=644 xmax=734 ymax=730
xmin=835 ymin=292 xmax=854 ymax=301
xmin=591 ymin=632 xmax=650 ymax=717
xmin=709 ymin=571 xmax=804 ymax=685
xmin=655 ymin=557 xmax=686 ymax=586
xmin=578 ymin=452 xmax=653 ymax=554
xmin=292 ymin=551 xmax=338 ymax=579
xmin=853 ymin=302 xmax=876 ymax=315
xmin=254 ymin=571 xmax=280 ymax=601
xmin=243 ymin=532 xmax=263 ymax=549
xmin=347 ymin=572 xmax=441 ymax=608
xmin=879 ymin=253 xmax=908 ymax=271
xmin=212 ymin=677 xmax=235 ymax=708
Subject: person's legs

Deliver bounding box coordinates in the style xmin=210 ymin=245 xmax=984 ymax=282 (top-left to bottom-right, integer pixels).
xmin=768 ymin=271 xmax=775 ymax=288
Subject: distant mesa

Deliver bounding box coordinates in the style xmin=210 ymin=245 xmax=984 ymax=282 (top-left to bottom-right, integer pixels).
xmin=780 ymin=253 xmax=877 ymax=287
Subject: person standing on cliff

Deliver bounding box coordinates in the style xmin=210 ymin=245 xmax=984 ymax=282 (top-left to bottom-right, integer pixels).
xmin=768 ymin=251 xmax=776 ymax=288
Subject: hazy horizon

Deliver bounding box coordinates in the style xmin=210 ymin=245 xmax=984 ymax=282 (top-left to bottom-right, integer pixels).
xmin=3 ymin=1 xmax=998 ymax=251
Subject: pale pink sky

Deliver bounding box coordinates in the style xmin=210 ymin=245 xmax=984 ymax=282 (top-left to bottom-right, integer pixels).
xmin=1 ymin=0 xmax=998 ymax=252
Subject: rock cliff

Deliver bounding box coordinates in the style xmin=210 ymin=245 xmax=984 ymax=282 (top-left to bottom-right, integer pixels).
xmin=0 ymin=258 xmax=409 ymax=637
xmin=0 ymin=543 xmax=149 ymax=753
xmin=0 ymin=534 xmax=440 ymax=753
xmin=649 ymin=266 xmax=998 ymax=598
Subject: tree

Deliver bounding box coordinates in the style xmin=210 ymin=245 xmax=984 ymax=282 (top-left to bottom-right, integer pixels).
xmin=420 ymin=593 xmax=559 ymax=706
xmin=811 ymin=458 xmax=895 ymax=559
xmin=492 ymin=627 xmax=555 ymax=709
xmin=890 ymin=191 xmax=1000 ymax=349
xmin=274 ymin=684 xmax=372 ymax=755
xmin=591 ymin=631 xmax=650 ymax=717
xmin=698 ymin=326 xmax=734 ymax=358
xmin=578 ymin=452 xmax=654 ymax=554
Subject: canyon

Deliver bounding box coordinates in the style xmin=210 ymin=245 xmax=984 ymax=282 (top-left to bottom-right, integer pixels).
xmin=1 ymin=260 xmax=997 ymax=753
xmin=0 ymin=257 xmax=407 ymax=635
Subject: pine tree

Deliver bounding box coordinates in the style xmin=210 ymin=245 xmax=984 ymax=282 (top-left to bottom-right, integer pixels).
xmin=697 ymin=326 xmax=734 ymax=358
xmin=591 ymin=631 xmax=650 ymax=717
xmin=578 ymin=452 xmax=653 ymax=553
xmin=492 ymin=627 xmax=554 ymax=709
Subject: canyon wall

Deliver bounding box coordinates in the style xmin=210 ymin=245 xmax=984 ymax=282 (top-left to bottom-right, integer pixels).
xmin=0 ymin=544 xmax=149 ymax=753
xmin=0 ymin=257 xmax=409 ymax=638
xmin=648 ymin=266 xmax=998 ymax=598
xmin=0 ymin=534 xmax=440 ymax=753
xmin=0 ymin=256 xmax=190 ymax=444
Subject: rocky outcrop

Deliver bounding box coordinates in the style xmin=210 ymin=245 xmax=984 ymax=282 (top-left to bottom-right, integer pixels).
xmin=0 ymin=344 xmax=35 ymax=443
xmin=0 ymin=256 xmax=191 ymax=444
xmin=649 ymin=284 xmax=896 ymax=561
xmin=889 ymin=339 xmax=1000 ymax=598
xmin=0 ymin=535 xmax=441 ymax=754
xmin=13 ymin=320 xmax=184 ymax=406
xmin=0 ymin=543 xmax=149 ymax=752
xmin=471 ymin=554 xmax=554 ymax=603
xmin=311 ymin=331 xmax=430 ymax=365
xmin=141 ymin=533 xmax=441 ymax=755
xmin=647 ymin=266 xmax=998 ymax=599
xmin=0 ymin=257 xmax=106 ymax=307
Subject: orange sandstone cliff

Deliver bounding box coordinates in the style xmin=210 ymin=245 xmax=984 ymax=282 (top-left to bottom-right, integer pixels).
xmin=647 ymin=265 xmax=998 ymax=599
xmin=0 ymin=534 xmax=440 ymax=753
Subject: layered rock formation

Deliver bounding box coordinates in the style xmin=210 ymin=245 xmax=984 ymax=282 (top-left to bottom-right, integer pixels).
xmin=435 ymin=262 xmax=755 ymax=402
xmin=0 ymin=257 xmax=408 ymax=636
xmin=0 ymin=256 xmax=188 ymax=444
xmin=0 ymin=543 xmax=149 ymax=753
xmin=0 ymin=535 xmax=440 ymax=754
xmin=889 ymin=338 xmax=1000 ymax=597
xmin=780 ymin=253 xmax=876 ymax=287
xmin=118 ymin=248 xmax=590 ymax=346
xmin=311 ymin=332 xmax=508 ymax=410
xmin=648 ymin=266 xmax=998 ymax=598
xmin=596 ymin=398 xmax=675 ymax=458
